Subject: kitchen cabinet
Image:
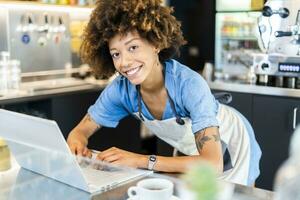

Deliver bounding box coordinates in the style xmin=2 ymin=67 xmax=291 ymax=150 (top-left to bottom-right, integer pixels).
xmin=51 ymin=91 xmax=99 ymax=137
xmin=252 ymin=95 xmax=300 ymax=190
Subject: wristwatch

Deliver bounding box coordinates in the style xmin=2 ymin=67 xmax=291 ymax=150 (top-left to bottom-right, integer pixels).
xmin=147 ymin=155 xmax=157 ymax=170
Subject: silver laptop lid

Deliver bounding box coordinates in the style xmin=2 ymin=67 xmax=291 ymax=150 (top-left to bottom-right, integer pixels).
xmin=0 ymin=109 xmax=89 ymax=192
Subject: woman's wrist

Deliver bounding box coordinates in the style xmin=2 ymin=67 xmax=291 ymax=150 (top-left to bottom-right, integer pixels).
xmin=70 ymin=130 xmax=88 ymax=146
xmin=137 ymin=155 xmax=149 ymax=169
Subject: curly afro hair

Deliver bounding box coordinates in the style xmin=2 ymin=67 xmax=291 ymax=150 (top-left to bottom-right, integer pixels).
xmin=80 ymin=0 xmax=187 ymax=77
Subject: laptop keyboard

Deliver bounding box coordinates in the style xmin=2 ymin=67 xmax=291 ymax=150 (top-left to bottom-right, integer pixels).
xmin=76 ymin=156 xmax=147 ymax=191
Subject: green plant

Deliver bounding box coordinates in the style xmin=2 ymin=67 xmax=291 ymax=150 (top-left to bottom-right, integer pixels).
xmin=183 ymin=162 xmax=218 ymax=200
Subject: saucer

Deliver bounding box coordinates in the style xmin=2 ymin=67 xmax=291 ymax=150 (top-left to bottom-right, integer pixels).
xmin=127 ymin=195 xmax=180 ymax=200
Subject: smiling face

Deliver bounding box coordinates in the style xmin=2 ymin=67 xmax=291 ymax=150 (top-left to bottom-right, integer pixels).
xmin=108 ymin=31 xmax=162 ymax=85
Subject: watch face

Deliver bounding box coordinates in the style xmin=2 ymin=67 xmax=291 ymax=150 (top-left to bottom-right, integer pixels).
xmin=150 ymin=156 xmax=156 ymax=162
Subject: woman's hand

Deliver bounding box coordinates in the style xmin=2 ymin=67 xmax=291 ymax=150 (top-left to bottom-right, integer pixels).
xmin=96 ymin=147 xmax=147 ymax=168
xmin=67 ymin=131 xmax=92 ymax=158
xmin=67 ymin=114 xmax=100 ymax=158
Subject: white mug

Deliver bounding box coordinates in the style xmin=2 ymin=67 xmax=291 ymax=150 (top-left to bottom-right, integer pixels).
xmin=127 ymin=178 xmax=174 ymax=200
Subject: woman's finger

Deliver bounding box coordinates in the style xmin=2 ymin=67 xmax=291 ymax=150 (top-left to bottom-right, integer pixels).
xmin=83 ymin=148 xmax=92 ymax=158
xmin=97 ymin=147 xmax=119 ymax=160
xmin=69 ymin=145 xmax=77 ymax=154
xmin=76 ymin=145 xmax=85 ymax=156
xmin=102 ymin=154 xmax=120 ymax=163
xmin=96 ymin=151 xmax=116 ymax=160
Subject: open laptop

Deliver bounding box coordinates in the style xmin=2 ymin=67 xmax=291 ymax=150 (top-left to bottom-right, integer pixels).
xmin=0 ymin=109 xmax=151 ymax=194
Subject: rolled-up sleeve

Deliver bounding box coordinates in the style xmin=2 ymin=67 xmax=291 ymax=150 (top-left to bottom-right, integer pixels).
xmin=88 ymin=79 xmax=129 ymax=128
xmin=182 ymin=76 xmax=219 ymax=133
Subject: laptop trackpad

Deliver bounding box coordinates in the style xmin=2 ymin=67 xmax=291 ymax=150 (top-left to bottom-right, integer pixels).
xmin=81 ymin=167 xmax=145 ymax=191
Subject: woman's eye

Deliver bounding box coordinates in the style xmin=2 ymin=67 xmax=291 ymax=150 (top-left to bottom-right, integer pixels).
xmin=129 ymin=45 xmax=138 ymax=51
xmin=111 ymin=52 xmax=120 ymax=59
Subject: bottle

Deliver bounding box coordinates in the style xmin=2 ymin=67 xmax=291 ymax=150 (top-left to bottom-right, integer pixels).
xmin=0 ymin=138 xmax=11 ymax=171
xmin=273 ymin=126 xmax=300 ymax=200
xmin=202 ymin=62 xmax=214 ymax=82
xmin=8 ymin=60 xmax=21 ymax=91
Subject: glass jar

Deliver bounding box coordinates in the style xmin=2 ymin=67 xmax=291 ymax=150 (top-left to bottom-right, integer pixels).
xmin=0 ymin=138 xmax=11 ymax=171
xmin=0 ymin=61 xmax=9 ymax=95
xmin=9 ymin=60 xmax=21 ymax=91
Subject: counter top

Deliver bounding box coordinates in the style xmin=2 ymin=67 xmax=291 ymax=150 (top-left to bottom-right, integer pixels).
xmin=209 ymin=80 xmax=300 ymax=98
xmin=0 ymin=78 xmax=109 ymax=105
xmin=1 ymin=77 xmax=299 ymax=105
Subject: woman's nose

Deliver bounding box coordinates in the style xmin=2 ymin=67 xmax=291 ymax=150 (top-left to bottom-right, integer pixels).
xmin=120 ymin=52 xmax=133 ymax=68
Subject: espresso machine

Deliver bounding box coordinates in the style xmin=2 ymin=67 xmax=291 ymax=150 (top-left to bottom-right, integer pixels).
xmin=0 ymin=3 xmax=71 ymax=74
xmin=254 ymin=0 xmax=300 ymax=88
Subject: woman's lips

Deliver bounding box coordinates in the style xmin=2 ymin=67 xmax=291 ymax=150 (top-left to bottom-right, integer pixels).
xmin=125 ymin=65 xmax=142 ymax=77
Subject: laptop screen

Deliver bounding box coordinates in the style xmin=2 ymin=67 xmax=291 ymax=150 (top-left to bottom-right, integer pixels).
xmin=0 ymin=109 xmax=89 ymax=191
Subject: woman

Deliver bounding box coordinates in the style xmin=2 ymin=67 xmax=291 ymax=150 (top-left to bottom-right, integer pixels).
xmin=67 ymin=0 xmax=261 ymax=185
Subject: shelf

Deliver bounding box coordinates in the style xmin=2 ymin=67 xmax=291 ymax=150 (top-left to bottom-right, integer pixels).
xmin=0 ymin=1 xmax=94 ymax=8
xmin=222 ymin=36 xmax=257 ymax=41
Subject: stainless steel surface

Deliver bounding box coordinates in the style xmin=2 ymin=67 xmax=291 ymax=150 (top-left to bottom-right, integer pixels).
xmin=0 ymin=7 xmax=8 ymax=52
xmin=0 ymin=159 xmax=274 ymax=200
xmin=21 ymin=77 xmax=92 ymax=91
xmin=0 ymin=77 xmax=109 ymax=104
xmin=0 ymin=3 xmax=71 ymax=73
xmin=209 ymin=80 xmax=300 ymax=98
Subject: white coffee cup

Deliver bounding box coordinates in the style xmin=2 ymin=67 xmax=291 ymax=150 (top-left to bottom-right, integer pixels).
xmin=127 ymin=178 xmax=174 ymax=200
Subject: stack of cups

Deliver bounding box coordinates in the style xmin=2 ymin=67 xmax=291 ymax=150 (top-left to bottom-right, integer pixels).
xmin=9 ymin=60 xmax=21 ymax=92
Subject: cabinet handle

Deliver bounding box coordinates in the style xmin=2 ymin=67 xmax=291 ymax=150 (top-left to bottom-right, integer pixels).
xmin=293 ymin=107 xmax=298 ymax=130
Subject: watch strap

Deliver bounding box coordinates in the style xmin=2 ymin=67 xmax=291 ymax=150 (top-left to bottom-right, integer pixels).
xmin=147 ymin=155 xmax=157 ymax=170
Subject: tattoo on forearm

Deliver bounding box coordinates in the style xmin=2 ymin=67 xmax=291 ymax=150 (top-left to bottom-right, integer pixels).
xmin=195 ymin=128 xmax=220 ymax=153
xmin=213 ymin=134 xmax=220 ymax=142
xmin=195 ymin=129 xmax=210 ymax=153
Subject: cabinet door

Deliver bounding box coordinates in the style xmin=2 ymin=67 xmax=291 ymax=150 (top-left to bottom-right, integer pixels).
xmin=51 ymin=91 xmax=99 ymax=137
xmin=2 ymin=99 xmax=52 ymax=119
xmin=253 ymin=95 xmax=300 ymax=190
